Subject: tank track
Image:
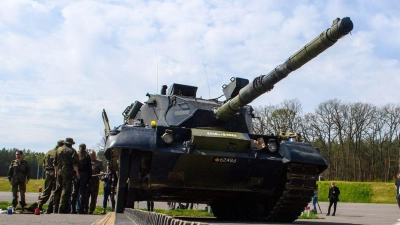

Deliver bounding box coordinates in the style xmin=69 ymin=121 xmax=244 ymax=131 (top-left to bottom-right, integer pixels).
xmin=267 ymin=163 xmax=318 ymax=222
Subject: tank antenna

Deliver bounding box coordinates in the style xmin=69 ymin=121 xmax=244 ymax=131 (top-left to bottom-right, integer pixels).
xmin=202 ymin=60 xmax=210 ymax=99
xmin=155 ymin=49 xmax=159 ymax=94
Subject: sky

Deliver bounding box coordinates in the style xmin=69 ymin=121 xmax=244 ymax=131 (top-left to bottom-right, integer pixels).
xmin=1 ymin=0 xmax=399 ymax=153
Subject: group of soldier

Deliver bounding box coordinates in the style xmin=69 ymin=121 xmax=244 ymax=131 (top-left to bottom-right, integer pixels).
xmin=8 ymin=137 xmax=118 ymax=215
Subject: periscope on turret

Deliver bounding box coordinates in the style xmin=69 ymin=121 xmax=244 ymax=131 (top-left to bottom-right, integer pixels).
xmin=101 ymin=17 xmax=353 ymax=222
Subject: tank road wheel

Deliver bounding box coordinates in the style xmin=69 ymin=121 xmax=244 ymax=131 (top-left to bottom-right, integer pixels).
xmin=115 ymin=149 xmax=130 ymax=213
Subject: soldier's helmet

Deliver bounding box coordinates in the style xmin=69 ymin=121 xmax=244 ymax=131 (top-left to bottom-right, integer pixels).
xmin=65 ymin=137 xmax=75 ymax=145
xmin=57 ymin=140 xmax=65 ymax=147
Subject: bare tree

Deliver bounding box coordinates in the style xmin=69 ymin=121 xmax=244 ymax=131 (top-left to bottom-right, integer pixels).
xmin=348 ymin=102 xmax=375 ymax=181
xmin=309 ymin=101 xmax=338 ymax=180
xmin=253 ymin=99 xmax=303 ymax=136
xmin=92 ymin=131 xmax=107 ymax=163
xmin=381 ymin=104 xmax=400 ymax=181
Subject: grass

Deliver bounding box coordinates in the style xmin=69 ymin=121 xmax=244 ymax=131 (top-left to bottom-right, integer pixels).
xmin=316 ymin=181 xmax=396 ymax=203
xmin=298 ymin=210 xmax=319 ymax=219
xmin=0 ymin=177 xmax=104 ymax=195
xmin=152 ymin=208 xmax=214 ymax=217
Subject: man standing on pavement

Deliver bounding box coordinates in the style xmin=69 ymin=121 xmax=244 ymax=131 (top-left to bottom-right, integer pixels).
xmin=394 ymin=172 xmax=400 ymax=212
xmin=327 ymin=181 xmax=340 ymax=216
xmin=53 ymin=137 xmax=80 ymax=214
xmin=71 ymin=143 xmax=92 ymax=214
xmin=86 ymin=150 xmax=104 ymax=214
xmin=8 ymin=150 xmax=30 ymax=213
xmin=37 ymin=140 xmax=64 ymax=214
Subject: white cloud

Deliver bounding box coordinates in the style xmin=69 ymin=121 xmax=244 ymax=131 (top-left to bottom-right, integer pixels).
xmin=1 ymin=0 xmax=399 ymax=152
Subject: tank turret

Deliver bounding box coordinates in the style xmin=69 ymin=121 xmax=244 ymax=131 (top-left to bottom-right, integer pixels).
xmin=102 ymin=17 xmax=354 ymax=222
xmin=216 ymin=17 xmax=353 ymax=120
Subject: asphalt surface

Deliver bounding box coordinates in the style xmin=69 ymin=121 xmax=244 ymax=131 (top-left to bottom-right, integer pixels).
xmin=2 ymin=192 xmax=400 ymax=225
xmin=2 ymin=202 xmax=400 ymax=225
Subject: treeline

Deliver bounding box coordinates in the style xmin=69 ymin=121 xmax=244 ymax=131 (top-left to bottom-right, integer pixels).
xmin=0 ymin=148 xmax=106 ymax=179
xmin=253 ymin=99 xmax=400 ymax=182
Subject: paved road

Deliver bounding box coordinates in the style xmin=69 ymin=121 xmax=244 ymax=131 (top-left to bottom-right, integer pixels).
xmin=0 ymin=191 xmax=204 ymax=210
xmin=0 ymin=192 xmax=173 ymax=209
xmin=1 ymin=203 xmax=400 ymax=225
xmin=0 ymin=191 xmax=106 ymax=207
xmin=2 ymin=192 xmax=400 ymax=225
xmin=190 ymin=202 xmax=400 ymax=225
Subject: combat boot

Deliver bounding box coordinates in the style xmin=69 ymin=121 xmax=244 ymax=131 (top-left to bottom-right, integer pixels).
xmin=19 ymin=201 xmax=26 ymax=212
xmin=71 ymin=205 xmax=77 ymax=214
xmin=37 ymin=203 xmax=43 ymax=211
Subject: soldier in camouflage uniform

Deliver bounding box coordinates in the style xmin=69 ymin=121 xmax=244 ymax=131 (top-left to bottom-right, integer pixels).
xmin=8 ymin=150 xmax=31 ymax=212
xmin=71 ymin=143 xmax=92 ymax=214
xmin=37 ymin=140 xmax=64 ymax=214
xmin=53 ymin=137 xmax=80 ymax=214
xmin=86 ymin=150 xmax=104 ymax=214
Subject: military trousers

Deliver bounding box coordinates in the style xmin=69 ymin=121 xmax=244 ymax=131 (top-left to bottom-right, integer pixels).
xmin=53 ymin=171 xmax=73 ymax=213
xmin=11 ymin=181 xmax=26 ymax=207
xmin=38 ymin=170 xmax=56 ymax=210
xmin=87 ymin=178 xmax=100 ymax=213
xmin=71 ymin=171 xmax=90 ymax=213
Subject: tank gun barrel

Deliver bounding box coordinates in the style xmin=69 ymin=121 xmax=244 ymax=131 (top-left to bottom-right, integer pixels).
xmin=215 ymin=17 xmax=353 ymax=121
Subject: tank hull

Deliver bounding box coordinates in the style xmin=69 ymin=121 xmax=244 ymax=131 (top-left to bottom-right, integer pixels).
xmin=105 ymin=126 xmax=326 ymax=221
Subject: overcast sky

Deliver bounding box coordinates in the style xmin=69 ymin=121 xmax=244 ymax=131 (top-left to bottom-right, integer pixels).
xmin=1 ymin=0 xmax=399 ymax=153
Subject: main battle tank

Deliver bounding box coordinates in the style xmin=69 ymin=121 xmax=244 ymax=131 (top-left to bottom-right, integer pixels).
xmin=102 ymin=17 xmax=353 ymax=222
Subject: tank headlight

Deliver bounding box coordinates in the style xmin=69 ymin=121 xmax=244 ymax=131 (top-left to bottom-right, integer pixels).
xmin=162 ymin=130 xmax=174 ymax=144
xmin=267 ymin=140 xmax=278 ymax=153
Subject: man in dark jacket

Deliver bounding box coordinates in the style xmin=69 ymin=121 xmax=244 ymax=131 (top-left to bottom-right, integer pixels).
xmin=327 ymin=181 xmax=340 ymax=216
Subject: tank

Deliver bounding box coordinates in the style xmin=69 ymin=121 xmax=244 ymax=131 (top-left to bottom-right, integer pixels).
xmin=102 ymin=17 xmax=353 ymax=222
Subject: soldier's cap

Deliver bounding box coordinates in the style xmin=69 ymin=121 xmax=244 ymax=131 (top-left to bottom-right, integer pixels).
xmin=64 ymin=137 xmax=75 ymax=145
xmin=57 ymin=140 xmax=64 ymax=146
xmin=79 ymin=143 xmax=86 ymax=148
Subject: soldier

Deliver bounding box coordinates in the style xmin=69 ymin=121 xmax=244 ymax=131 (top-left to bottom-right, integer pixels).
xmin=71 ymin=143 xmax=92 ymax=214
xmin=37 ymin=140 xmax=64 ymax=214
xmin=8 ymin=150 xmax=30 ymax=212
xmin=86 ymin=150 xmax=104 ymax=214
xmin=53 ymin=137 xmax=80 ymax=214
